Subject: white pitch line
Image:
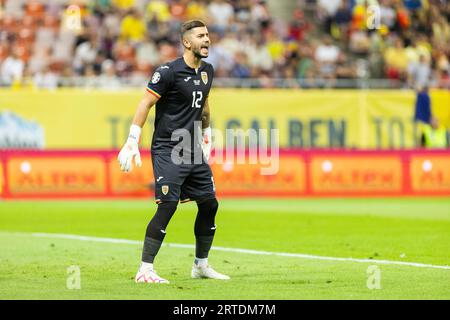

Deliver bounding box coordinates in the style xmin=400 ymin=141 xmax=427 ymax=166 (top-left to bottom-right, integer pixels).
xmin=29 ymin=232 xmax=450 ymax=270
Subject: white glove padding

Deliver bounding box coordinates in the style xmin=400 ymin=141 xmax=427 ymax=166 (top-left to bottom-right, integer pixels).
xmin=118 ymin=124 xmax=142 ymax=172
xmin=201 ymin=127 xmax=212 ymax=161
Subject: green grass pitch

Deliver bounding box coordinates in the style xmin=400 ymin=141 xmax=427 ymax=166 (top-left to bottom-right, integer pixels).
xmin=0 ymin=198 xmax=449 ymax=300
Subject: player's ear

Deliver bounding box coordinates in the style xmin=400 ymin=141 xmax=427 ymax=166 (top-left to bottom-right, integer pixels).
xmin=182 ymin=36 xmax=191 ymax=50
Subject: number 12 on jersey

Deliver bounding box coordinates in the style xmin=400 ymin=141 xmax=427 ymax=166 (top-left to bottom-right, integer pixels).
xmin=192 ymin=91 xmax=203 ymax=108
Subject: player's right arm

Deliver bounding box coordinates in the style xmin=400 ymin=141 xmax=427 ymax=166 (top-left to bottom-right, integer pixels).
xmin=118 ymin=66 xmax=172 ymax=172
xmin=117 ymin=91 xmax=159 ymax=172
xmin=131 ymin=90 xmax=159 ymax=128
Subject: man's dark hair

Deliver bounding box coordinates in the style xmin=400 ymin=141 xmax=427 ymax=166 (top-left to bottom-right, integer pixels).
xmin=180 ymin=20 xmax=206 ymax=37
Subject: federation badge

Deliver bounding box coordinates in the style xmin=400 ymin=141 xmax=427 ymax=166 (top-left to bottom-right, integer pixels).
xmin=161 ymin=185 xmax=169 ymax=195
xmin=151 ymin=72 xmax=161 ymax=84
xmin=201 ymin=71 xmax=208 ymax=85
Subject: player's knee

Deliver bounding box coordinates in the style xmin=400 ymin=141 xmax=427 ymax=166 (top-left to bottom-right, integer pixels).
xmin=195 ymin=198 xmax=218 ymax=237
xmin=146 ymin=201 xmax=178 ymax=240
xmin=197 ymin=198 xmax=218 ymax=217
xmin=158 ymin=201 xmax=178 ymax=211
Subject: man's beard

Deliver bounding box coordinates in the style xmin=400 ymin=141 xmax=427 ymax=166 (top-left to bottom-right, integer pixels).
xmin=193 ymin=46 xmax=208 ymax=58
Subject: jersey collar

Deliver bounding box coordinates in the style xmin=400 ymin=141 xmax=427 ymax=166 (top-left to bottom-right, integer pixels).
xmin=181 ymin=56 xmax=204 ymax=74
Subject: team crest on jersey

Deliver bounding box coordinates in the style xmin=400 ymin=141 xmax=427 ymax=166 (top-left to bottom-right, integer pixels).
xmin=151 ymin=72 xmax=161 ymax=84
xmin=161 ymin=185 xmax=169 ymax=195
xmin=201 ymin=71 xmax=208 ymax=85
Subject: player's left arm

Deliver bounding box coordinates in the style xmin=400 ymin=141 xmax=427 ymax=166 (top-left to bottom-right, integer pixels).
xmin=202 ymin=97 xmax=210 ymax=129
xmin=201 ymin=97 xmax=212 ymax=160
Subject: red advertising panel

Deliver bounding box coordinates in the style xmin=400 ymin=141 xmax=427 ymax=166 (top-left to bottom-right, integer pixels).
xmin=109 ymin=155 xmax=153 ymax=196
xmin=0 ymin=161 xmax=3 ymax=196
xmin=410 ymin=155 xmax=450 ymax=193
xmin=7 ymin=155 xmax=106 ymax=197
xmin=211 ymin=155 xmax=306 ymax=196
xmin=0 ymin=150 xmax=449 ymax=198
xmin=310 ymin=155 xmax=403 ymax=195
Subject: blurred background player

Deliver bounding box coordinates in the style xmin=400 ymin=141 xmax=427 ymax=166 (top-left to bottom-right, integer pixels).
xmin=118 ymin=20 xmax=229 ymax=284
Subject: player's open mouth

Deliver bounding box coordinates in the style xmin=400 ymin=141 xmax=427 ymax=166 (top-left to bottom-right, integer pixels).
xmin=201 ymin=45 xmax=209 ymax=54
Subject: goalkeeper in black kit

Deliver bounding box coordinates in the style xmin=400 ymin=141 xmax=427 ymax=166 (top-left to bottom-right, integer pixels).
xmin=117 ymin=20 xmax=229 ymax=283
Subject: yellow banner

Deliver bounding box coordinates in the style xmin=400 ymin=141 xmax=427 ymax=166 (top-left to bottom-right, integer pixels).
xmin=0 ymin=88 xmax=448 ymax=149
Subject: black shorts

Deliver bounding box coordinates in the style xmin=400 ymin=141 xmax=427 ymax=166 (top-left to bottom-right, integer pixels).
xmin=152 ymin=153 xmax=216 ymax=203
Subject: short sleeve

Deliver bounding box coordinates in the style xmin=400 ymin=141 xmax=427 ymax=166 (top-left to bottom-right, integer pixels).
xmin=206 ymin=64 xmax=214 ymax=98
xmin=210 ymin=64 xmax=215 ymax=81
xmin=146 ymin=65 xmax=173 ymax=98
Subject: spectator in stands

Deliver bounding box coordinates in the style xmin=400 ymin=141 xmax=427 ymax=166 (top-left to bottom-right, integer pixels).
xmin=436 ymin=69 xmax=450 ymax=89
xmin=112 ymin=0 xmax=136 ymax=12
xmin=434 ymin=46 xmax=449 ymax=84
xmin=27 ymin=46 xmax=52 ymax=76
xmin=349 ymin=29 xmax=370 ymax=55
xmin=379 ymin=0 xmax=397 ymax=31
xmin=296 ymin=41 xmax=315 ymax=80
xmin=231 ymin=51 xmax=251 ymax=79
xmin=98 ymin=59 xmax=121 ymax=89
xmin=251 ymin=0 xmax=271 ymax=31
xmin=247 ymin=35 xmax=273 ymax=77
xmin=234 ymin=0 xmax=252 ymax=24
xmin=431 ymin=11 xmax=450 ymax=46
xmin=384 ymin=37 xmax=408 ymax=80
xmin=146 ymin=0 xmax=171 ymax=23
xmin=421 ymin=117 xmax=449 ymax=149
xmin=186 ymin=1 xmax=208 ymax=21
xmin=336 ymin=53 xmax=357 ymax=79
xmin=33 ymin=64 xmax=59 ymax=89
xmin=171 ymin=0 xmax=189 ymax=21
xmin=0 ymin=0 xmax=448 ymax=88
xmin=73 ymin=36 xmax=101 ymax=75
xmin=317 ymin=0 xmax=342 ymax=34
xmin=266 ymin=31 xmax=285 ymax=68
xmin=414 ymin=85 xmax=431 ymax=125
xmin=203 ymin=31 xmax=234 ymax=77
xmin=350 ymin=1 xmax=366 ymax=31
xmin=408 ymin=54 xmax=431 ymax=89
xmin=220 ymin=31 xmax=241 ymax=59
xmin=395 ymin=2 xmax=411 ymax=33
xmin=135 ymin=36 xmax=159 ymax=71
xmin=208 ymin=0 xmax=234 ymax=35
xmin=112 ymin=39 xmax=136 ymax=76
xmin=102 ymin=8 xmax=122 ymax=38
xmin=1 ymin=49 xmax=24 ymax=86
xmin=315 ymin=36 xmax=341 ymax=79
xmin=333 ymin=0 xmax=352 ymax=41
xmin=120 ymin=8 xmax=146 ymax=43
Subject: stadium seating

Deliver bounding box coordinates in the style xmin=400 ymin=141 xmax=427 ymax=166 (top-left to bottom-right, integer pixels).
xmin=0 ymin=0 xmax=448 ymax=88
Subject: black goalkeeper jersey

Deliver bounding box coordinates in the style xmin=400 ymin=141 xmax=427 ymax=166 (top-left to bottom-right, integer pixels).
xmin=146 ymin=57 xmax=214 ymax=156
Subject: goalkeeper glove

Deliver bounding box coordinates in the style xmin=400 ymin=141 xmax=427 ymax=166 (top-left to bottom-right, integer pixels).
xmin=118 ymin=124 xmax=142 ymax=172
xmin=201 ymin=127 xmax=212 ymax=161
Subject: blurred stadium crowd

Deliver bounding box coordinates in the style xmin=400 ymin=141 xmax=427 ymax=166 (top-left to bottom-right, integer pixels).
xmin=0 ymin=0 xmax=448 ymax=89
